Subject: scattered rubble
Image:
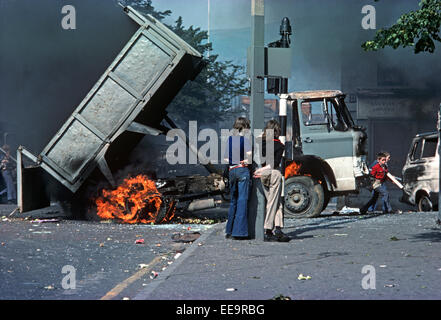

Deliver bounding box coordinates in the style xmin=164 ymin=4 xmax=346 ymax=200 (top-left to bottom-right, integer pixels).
xmin=171 ymin=232 xmax=201 ymax=243
xmin=297 ymin=274 xmax=312 ymax=280
xmin=271 ymin=294 xmax=292 ymax=300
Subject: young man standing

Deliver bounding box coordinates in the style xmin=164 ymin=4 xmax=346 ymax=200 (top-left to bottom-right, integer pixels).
xmin=253 ymin=120 xmax=290 ymax=242
xmin=224 ymin=117 xmax=252 ymax=240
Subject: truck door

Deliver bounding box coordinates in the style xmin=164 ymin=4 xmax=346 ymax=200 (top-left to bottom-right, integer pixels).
xmin=299 ymin=98 xmax=356 ymax=191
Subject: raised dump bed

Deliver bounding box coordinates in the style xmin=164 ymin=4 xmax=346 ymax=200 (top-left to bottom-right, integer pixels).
xmin=17 ymin=6 xmax=205 ymax=212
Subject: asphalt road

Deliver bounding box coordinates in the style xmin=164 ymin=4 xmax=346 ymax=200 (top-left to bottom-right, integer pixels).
xmin=1 ymin=204 xmax=441 ymax=300
xmin=0 ymin=216 xmax=214 ymax=300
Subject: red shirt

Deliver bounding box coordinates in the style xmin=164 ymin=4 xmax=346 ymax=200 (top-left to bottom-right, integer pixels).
xmin=370 ymin=162 xmax=388 ymax=182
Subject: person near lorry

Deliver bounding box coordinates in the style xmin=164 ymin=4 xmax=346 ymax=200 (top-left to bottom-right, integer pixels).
xmin=367 ymin=151 xmax=391 ymax=213
xmin=1 ymin=145 xmax=16 ymax=204
xmin=253 ymin=120 xmax=290 ymax=242
xmin=224 ymin=117 xmax=252 ymax=240
xmin=360 ymin=152 xmax=393 ymax=214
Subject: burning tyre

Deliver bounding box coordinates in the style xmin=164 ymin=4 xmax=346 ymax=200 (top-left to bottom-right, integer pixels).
xmin=284 ymin=175 xmax=324 ymax=218
xmin=95 ymin=174 xmax=176 ymax=224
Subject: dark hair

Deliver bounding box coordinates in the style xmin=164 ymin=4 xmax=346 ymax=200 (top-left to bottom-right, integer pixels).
xmin=264 ymin=119 xmax=281 ymax=138
xmin=233 ymin=117 xmax=250 ymax=132
xmin=376 ymin=152 xmax=386 ymax=159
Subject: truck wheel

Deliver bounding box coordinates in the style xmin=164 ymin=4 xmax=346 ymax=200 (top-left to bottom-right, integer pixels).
xmin=284 ymin=176 xmax=324 ymax=218
xmin=418 ymin=195 xmax=433 ymax=212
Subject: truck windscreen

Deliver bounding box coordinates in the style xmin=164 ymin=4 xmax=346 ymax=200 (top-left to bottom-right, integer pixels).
xmin=334 ymin=98 xmax=354 ymax=129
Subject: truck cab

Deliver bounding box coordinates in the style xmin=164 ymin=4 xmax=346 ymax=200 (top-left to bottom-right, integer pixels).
xmin=401 ymin=132 xmax=439 ymax=211
xmin=282 ymin=90 xmax=369 ymax=217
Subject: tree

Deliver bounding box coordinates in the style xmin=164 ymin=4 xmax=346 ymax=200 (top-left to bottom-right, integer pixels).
xmin=119 ymin=0 xmax=248 ymax=124
xmin=362 ymin=0 xmax=441 ymax=53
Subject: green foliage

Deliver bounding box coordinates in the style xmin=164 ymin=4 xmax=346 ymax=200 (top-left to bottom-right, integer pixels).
xmin=119 ymin=0 xmax=171 ymax=20
xmin=119 ymin=0 xmax=248 ymax=123
xmin=362 ymin=0 xmax=441 ymax=53
xmin=170 ymin=17 xmax=248 ymax=123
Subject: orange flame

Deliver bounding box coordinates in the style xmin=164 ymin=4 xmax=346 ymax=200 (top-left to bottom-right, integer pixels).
xmin=95 ymin=174 xmax=176 ymax=224
xmin=284 ymin=161 xmax=302 ymax=179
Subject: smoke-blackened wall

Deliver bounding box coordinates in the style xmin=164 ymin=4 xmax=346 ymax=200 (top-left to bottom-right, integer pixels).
xmin=0 ymin=0 xmax=137 ymax=153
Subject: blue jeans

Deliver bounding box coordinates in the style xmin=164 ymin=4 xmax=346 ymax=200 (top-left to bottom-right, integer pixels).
xmin=363 ymin=183 xmax=392 ymax=213
xmin=2 ymin=170 xmax=16 ymax=201
xmin=226 ymin=167 xmax=250 ymax=237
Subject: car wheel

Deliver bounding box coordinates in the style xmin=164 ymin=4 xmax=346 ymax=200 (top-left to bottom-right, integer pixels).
xmin=418 ymin=195 xmax=433 ymax=212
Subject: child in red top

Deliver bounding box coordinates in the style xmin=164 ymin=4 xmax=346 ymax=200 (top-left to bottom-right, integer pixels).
xmin=371 ymin=157 xmax=388 ymax=183
xmin=360 ymin=152 xmax=393 ymax=214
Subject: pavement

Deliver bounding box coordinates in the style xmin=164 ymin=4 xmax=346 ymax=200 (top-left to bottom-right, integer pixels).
xmin=134 ymin=205 xmax=441 ymax=300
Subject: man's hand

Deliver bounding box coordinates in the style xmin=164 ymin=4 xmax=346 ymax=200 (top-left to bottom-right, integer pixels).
xmin=253 ymin=165 xmax=271 ymax=178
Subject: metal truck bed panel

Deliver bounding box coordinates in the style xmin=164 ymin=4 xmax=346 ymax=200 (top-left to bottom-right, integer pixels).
xmin=21 ymin=6 xmax=204 ymax=194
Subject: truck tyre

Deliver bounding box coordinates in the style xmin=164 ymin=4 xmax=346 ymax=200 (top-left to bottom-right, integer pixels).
xmin=418 ymin=194 xmax=433 ymax=212
xmin=284 ymin=176 xmax=324 ymax=218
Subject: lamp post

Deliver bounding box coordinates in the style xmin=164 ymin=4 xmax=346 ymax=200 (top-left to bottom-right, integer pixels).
xmin=247 ymin=0 xmax=293 ymax=240
xmin=207 ymin=0 xmax=210 ymax=59
xmin=438 ymin=103 xmax=441 ymax=224
xmin=247 ymin=0 xmax=266 ymax=240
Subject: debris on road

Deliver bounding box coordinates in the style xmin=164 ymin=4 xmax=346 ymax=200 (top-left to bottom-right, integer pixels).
xmin=339 ymin=206 xmax=360 ymax=214
xmin=8 ymin=208 xmax=18 ymax=217
xmin=33 ymin=218 xmax=60 ymax=223
xmin=271 ymin=294 xmax=292 ymax=300
xmin=171 ymin=232 xmax=201 ymax=243
xmin=297 ymin=274 xmax=312 ymax=280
